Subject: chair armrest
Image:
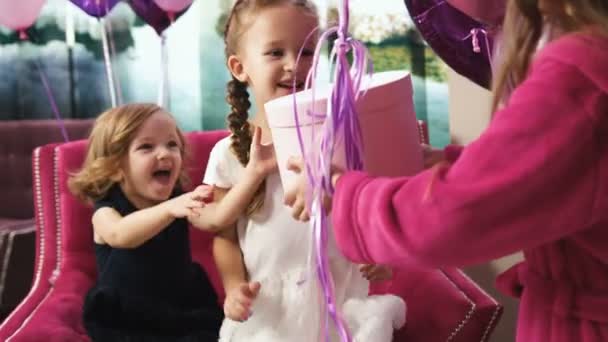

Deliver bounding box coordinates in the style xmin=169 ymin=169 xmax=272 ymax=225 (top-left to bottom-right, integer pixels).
xmin=371 ymin=266 xmax=502 ymax=342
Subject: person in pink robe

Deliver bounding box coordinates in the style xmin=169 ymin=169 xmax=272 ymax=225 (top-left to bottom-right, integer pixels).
xmin=285 ymin=1 xmax=608 ymax=341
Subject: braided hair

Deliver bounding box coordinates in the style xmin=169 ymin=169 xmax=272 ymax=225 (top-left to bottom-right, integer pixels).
xmin=225 ymin=76 xmax=265 ymax=215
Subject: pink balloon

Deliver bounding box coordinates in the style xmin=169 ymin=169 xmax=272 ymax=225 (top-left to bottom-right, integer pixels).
xmin=447 ymin=0 xmax=506 ymax=26
xmin=0 ymin=0 xmax=47 ymax=31
xmin=152 ymin=0 xmax=193 ymax=13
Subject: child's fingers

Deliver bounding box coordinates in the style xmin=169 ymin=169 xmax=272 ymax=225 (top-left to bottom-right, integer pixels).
xmin=367 ymin=266 xmax=393 ymax=281
xmin=359 ymin=264 xmax=373 ymax=279
xmin=283 ymin=186 xmax=297 ymax=206
xmin=299 ymin=208 xmax=310 ymax=222
xmin=367 ymin=268 xmax=382 ymax=281
xmin=192 ymin=186 xmax=214 ymax=201
xmin=252 ymin=126 xmax=262 ymax=148
xmin=291 ymin=198 xmax=306 ymax=221
xmin=286 ymin=156 xmax=303 ymax=173
xmin=188 ymin=199 xmax=205 ymax=209
xmin=240 ymin=282 xmax=261 ymax=300
xmin=233 ymin=295 xmax=252 ymax=310
xmin=188 ymin=208 xmax=200 ymax=218
xmin=359 ymin=264 xmax=373 ymax=273
xmin=188 ymin=192 xmax=205 ymax=203
xmin=203 ymin=185 xmax=216 ymax=202
xmin=225 ymin=299 xmax=250 ymax=322
xmin=248 ymin=281 xmax=261 ymax=297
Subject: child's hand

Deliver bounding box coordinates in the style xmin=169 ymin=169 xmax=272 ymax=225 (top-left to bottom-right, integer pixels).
xmin=224 ymin=281 xmax=261 ymax=322
xmin=165 ymin=185 xmax=213 ymax=218
xmin=359 ymin=264 xmax=393 ymax=282
xmin=421 ymin=143 xmax=445 ymax=169
xmin=198 ymin=184 xmax=215 ymax=203
xmin=247 ymin=126 xmax=277 ymax=177
xmin=284 ymin=157 xmax=340 ymax=221
xmin=283 ymin=157 xmax=311 ymax=221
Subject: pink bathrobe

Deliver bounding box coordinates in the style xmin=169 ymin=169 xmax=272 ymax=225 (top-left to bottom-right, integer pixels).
xmin=332 ymin=32 xmax=608 ymax=341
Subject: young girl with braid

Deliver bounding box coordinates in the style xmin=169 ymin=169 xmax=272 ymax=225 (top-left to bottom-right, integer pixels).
xmin=188 ymin=1 xmax=405 ymax=341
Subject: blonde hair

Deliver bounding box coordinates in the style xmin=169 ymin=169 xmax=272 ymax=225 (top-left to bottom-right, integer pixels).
xmin=69 ymin=103 xmax=188 ymax=204
xmin=223 ymin=0 xmax=318 ymax=215
xmin=492 ymin=0 xmax=608 ymax=111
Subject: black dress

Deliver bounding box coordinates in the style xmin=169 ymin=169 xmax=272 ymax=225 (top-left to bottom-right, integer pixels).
xmin=82 ymin=186 xmax=223 ymax=341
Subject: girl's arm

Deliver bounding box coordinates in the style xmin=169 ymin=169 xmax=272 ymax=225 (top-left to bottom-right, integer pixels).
xmin=189 ymin=164 xmax=265 ymax=232
xmin=213 ymin=225 xmax=247 ymax=294
xmin=93 ymin=187 xmax=208 ymax=248
xmin=190 ymin=126 xmax=276 ymax=232
xmin=213 ymin=225 xmax=260 ymax=321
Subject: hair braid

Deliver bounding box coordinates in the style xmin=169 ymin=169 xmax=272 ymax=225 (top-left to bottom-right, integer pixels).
xmin=225 ymin=77 xmax=266 ymax=215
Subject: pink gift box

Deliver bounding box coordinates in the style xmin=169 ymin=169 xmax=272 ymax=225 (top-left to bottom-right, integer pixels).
xmin=265 ymin=70 xmax=424 ymax=192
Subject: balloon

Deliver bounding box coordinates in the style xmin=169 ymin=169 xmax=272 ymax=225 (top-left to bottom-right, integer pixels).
xmin=129 ymin=0 xmax=190 ymax=35
xmin=0 ymin=0 xmax=46 ymax=31
xmin=69 ymin=0 xmax=121 ymax=18
xmin=404 ymin=0 xmax=499 ymax=89
xmin=152 ymin=0 xmax=192 ymax=13
xmin=447 ymin=0 xmax=506 ymax=26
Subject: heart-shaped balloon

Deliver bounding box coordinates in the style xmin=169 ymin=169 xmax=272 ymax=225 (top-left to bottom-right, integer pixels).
xmin=129 ymin=0 xmax=191 ymax=35
xmin=405 ymin=0 xmax=504 ymax=89
xmin=447 ymin=0 xmax=505 ymax=26
xmin=70 ymin=0 xmax=121 ymax=18
xmin=0 ymin=0 xmax=46 ymax=31
xmin=153 ymin=0 xmax=192 ymax=13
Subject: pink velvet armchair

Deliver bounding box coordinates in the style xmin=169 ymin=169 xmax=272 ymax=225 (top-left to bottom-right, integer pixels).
xmin=0 ymin=128 xmax=502 ymax=341
xmin=0 ymin=119 xmax=93 ymax=320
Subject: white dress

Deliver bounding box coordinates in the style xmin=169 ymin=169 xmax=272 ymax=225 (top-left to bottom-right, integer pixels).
xmin=204 ymin=137 xmax=405 ymax=342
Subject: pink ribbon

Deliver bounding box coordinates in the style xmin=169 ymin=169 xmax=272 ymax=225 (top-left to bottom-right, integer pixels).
xmin=463 ymin=27 xmax=494 ymax=74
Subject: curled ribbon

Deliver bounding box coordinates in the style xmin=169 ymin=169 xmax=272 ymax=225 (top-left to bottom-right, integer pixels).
xmin=290 ymin=0 xmax=373 ymax=340
xmin=463 ymin=27 xmax=494 ymax=74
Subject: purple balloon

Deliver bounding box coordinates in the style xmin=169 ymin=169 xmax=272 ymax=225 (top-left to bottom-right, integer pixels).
xmin=447 ymin=0 xmax=505 ymax=26
xmin=70 ymin=0 xmax=121 ymax=18
xmin=129 ymin=0 xmax=189 ymax=35
xmin=404 ymin=0 xmax=499 ymax=89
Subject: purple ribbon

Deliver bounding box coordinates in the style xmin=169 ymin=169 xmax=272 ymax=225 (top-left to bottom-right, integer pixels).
xmin=18 ymin=30 xmax=69 ymax=142
xmin=35 ymin=59 xmax=70 ymax=142
xmin=290 ymin=0 xmax=373 ymax=340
